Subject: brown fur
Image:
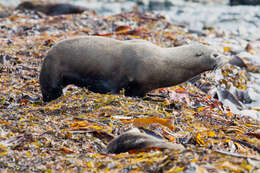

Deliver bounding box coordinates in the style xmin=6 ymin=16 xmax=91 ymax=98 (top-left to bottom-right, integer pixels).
xmin=40 ymin=36 xmax=228 ymax=102
xmin=107 ymin=128 xmax=184 ymax=154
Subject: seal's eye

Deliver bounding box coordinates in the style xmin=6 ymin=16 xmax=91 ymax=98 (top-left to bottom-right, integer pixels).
xmin=212 ymin=53 xmax=219 ymax=58
xmin=196 ymin=52 xmax=203 ymax=57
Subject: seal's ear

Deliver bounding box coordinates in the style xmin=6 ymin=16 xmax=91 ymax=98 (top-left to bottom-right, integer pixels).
xmin=195 ymin=52 xmax=203 ymax=57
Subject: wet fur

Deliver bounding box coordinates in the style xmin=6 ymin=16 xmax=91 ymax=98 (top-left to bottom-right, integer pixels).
xmin=107 ymin=128 xmax=184 ymax=154
xmin=40 ymin=36 xmax=227 ymax=102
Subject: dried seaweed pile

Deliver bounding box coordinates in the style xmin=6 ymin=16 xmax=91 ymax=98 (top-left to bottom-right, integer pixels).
xmin=0 ymin=9 xmax=259 ymax=172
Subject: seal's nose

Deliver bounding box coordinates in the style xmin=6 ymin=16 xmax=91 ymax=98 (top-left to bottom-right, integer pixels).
xmin=212 ymin=53 xmax=219 ymax=58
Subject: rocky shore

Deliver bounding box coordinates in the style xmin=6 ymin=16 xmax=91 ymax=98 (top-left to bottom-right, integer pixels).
xmin=0 ymin=1 xmax=259 ymax=172
xmin=15 ymin=0 xmax=259 ymax=120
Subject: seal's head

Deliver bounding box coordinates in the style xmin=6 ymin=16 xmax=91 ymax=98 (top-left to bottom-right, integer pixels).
xmin=178 ymin=44 xmax=229 ymax=73
xmin=16 ymin=1 xmax=36 ymax=10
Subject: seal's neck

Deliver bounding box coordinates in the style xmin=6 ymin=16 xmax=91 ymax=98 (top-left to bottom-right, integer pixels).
xmin=155 ymin=47 xmax=202 ymax=88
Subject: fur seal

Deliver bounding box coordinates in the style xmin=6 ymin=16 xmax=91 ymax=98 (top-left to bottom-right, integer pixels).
xmin=107 ymin=128 xmax=184 ymax=154
xmin=16 ymin=1 xmax=88 ymax=16
xmin=40 ymin=36 xmax=228 ymax=102
xmin=230 ymin=0 xmax=260 ymax=5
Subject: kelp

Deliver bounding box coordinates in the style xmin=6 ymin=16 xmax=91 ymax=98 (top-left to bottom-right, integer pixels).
xmin=0 ymin=7 xmax=259 ymax=173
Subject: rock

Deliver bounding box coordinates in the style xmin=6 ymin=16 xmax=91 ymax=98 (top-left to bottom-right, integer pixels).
xmin=240 ymin=110 xmax=260 ymax=120
xmin=183 ymin=0 xmax=228 ymax=4
xmin=230 ymin=0 xmax=260 ymax=5
xmin=236 ymin=52 xmax=254 ymax=59
xmin=19 ymin=94 xmax=40 ymax=103
xmin=0 ymin=55 xmax=11 ymax=64
xmin=148 ymin=0 xmax=173 ymax=10
xmin=229 ymin=44 xmax=244 ymax=54
xmin=229 ymin=56 xmax=247 ymax=68
xmin=0 ymin=4 xmax=13 ymax=18
xmin=216 ymin=88 xmax=244 ymax=109
xmin=136 ymin=0 xmax=149 ymax=6
xmin=234 ymin=88 xmax=253 ymax=104
xmin=245 ymin=43 xmax=256 ymax=54
xmin=0 ymin=10 xmax=12 ymax=18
